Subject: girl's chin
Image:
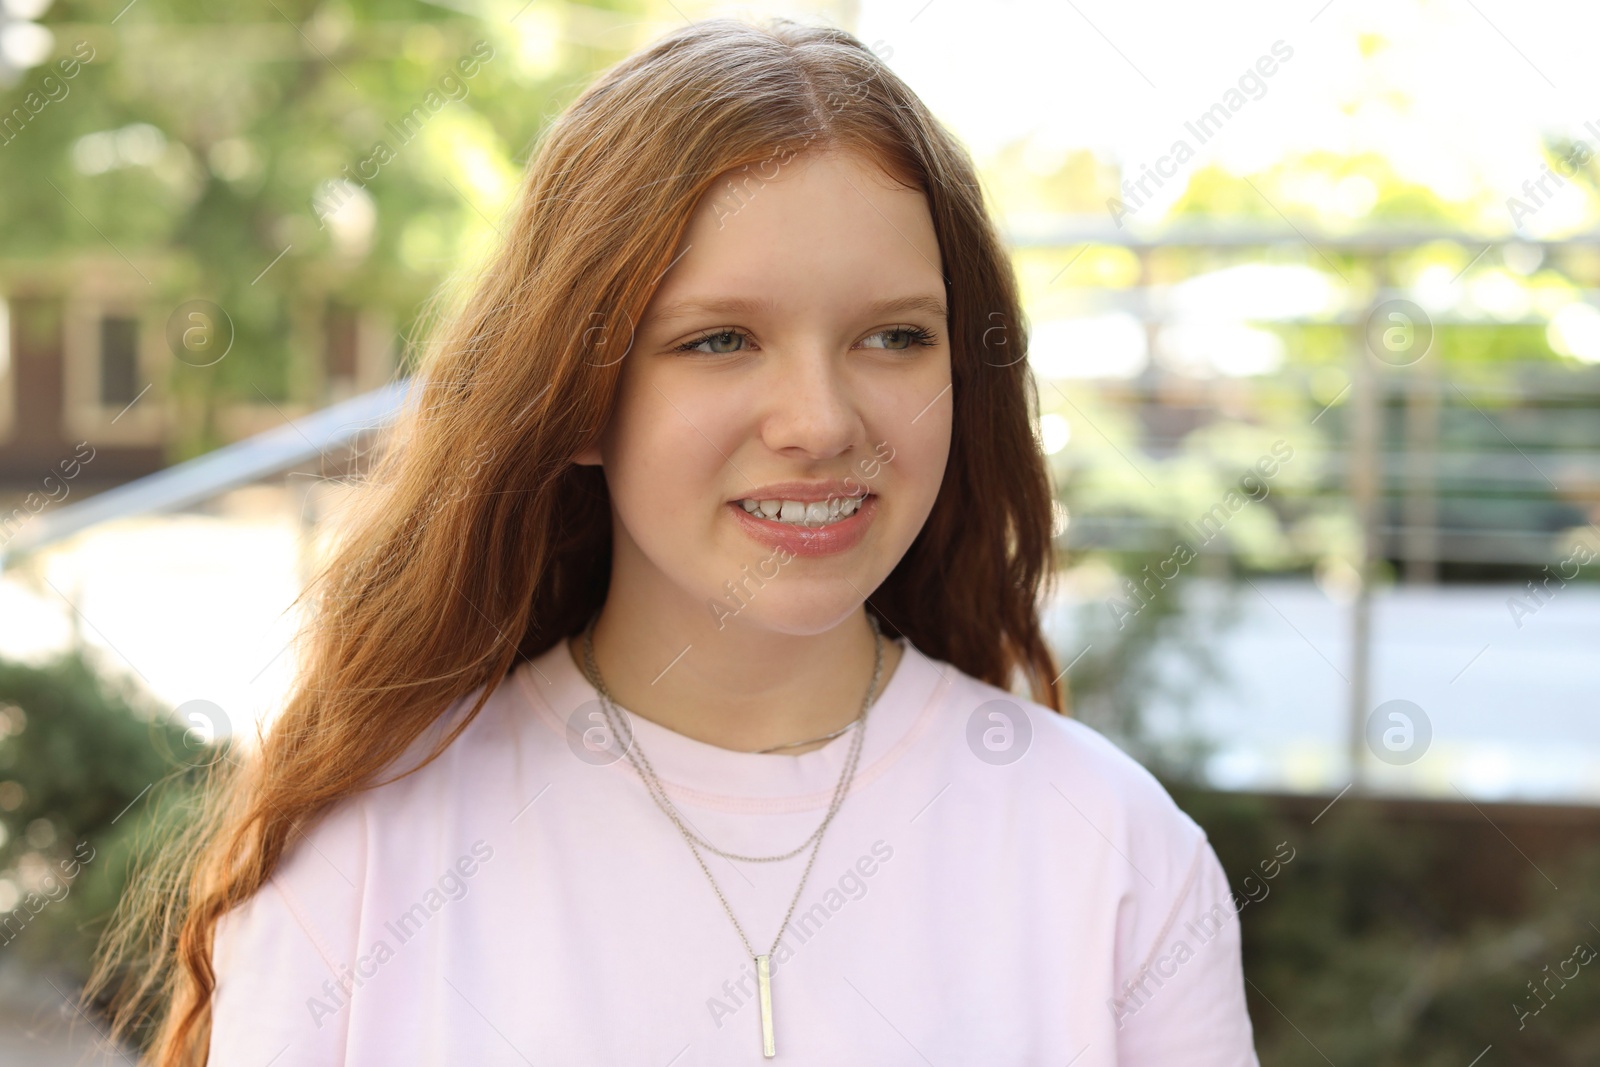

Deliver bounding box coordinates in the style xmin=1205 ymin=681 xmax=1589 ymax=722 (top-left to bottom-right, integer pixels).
xmin=701 ymin=600 xmax=873 ymax=638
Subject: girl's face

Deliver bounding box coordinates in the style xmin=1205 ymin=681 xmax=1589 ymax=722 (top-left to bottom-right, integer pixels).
xmin=576 ymin=149 xmax=952 ymax=636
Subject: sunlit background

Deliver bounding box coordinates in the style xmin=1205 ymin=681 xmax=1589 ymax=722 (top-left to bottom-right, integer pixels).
xmin=1 ymin=0 xmax=1598 ymax=1062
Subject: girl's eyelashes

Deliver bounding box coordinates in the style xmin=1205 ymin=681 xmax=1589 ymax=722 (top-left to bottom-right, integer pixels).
xmin=674 ymin=328 xmax=749 ymax=355
xmin=671 ymin=324 xmax=940 ymax=355
xmin=862 ymin=325 xmax=939 ymax=351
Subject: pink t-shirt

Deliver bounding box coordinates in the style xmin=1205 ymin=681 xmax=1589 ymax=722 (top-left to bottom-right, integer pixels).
xmin=209 ymin=636 xmax=1260 ymax=1065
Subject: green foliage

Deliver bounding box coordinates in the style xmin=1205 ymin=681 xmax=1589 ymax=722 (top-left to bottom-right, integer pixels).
xmin=0 ymin=646 xmax=197 ymax=978
xmin=1055 ymin=547 xmax=1242 ymax=779
xmin=1173 ymin=785 xmax=1600 ymax=1065
xmin=1172 ymin=151 xmax=1461 ymax=228
xmin=0 ymin=0 xmax=646 ymax=456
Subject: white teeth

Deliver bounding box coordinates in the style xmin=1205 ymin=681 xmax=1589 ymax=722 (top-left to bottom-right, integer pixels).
xmin=736 ymin=495 xmax=867 ymax=527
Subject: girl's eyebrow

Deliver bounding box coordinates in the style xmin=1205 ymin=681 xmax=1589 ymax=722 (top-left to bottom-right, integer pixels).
xmin=649 ymin=293 xmax=949 ymax=324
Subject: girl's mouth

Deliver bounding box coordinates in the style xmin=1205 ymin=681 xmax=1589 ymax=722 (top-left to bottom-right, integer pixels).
xmin=732 ymin=494 xmax=869 ymax=527
xmin=725 ymin=494 xmax=878 ymax=557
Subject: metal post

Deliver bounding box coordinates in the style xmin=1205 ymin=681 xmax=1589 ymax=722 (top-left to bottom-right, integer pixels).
xmin=1402 ymin=343 xmax=1440 ymax=583
xmin=1347 ymin=259 xmax=1384 ymax=791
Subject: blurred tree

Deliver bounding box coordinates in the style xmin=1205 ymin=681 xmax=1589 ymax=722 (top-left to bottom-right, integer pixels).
xmin=1052 ymin=549 xmax=1240 ymax=780
xmin=0 ymin=0 xmax=648 ymax=457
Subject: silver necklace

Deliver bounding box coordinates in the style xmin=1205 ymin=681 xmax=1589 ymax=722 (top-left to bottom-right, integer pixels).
xmin=579 ymin=614 xmax=885 ymax=1058
xmin=754 ymin=720 xmax=858 ymax=754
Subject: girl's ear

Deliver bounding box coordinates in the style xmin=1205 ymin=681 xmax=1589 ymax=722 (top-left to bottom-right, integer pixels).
xmin=573 ymin=442 xmax=603 ymax=466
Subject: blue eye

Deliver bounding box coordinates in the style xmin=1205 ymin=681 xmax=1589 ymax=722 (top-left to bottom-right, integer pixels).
xmin=863 ymin=326 xmax=938 ymax=350
xmin=671 ymin=324 xmax=940 ymax=355
xmin=674 ymin=329 xmax=749 ymax=355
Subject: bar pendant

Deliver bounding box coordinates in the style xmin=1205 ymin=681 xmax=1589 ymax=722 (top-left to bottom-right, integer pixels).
xmin=756 ymin=953 xmax=775 ymax=1057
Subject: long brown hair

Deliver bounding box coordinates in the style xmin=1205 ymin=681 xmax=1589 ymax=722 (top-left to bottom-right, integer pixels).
xmin=84 ymin=15 xmax=1063 ymax=1063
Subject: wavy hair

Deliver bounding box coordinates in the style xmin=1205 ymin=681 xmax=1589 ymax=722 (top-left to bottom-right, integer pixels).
xmin=83 ymin=15 xmax=1063 ymax=1063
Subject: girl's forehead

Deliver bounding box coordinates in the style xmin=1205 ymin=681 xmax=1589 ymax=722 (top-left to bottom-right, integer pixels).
xmin=645 ymin=153 xmax=943 ymax=315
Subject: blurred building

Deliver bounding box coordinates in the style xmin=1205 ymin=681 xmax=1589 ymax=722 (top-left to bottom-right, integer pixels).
xmin=0 ymin=255 xmax=396 ymax=503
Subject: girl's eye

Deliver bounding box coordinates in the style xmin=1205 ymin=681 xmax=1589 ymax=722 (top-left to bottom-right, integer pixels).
xmin=674 ymin=329 xmax=749 ymax=355
xmin=671 ymin=324 xmax=939 ymax=355
xmin=862 ymin=325 xmax=939 ymax=351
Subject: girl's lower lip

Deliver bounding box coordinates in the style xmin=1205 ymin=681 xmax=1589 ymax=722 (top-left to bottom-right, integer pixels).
xmin=726 ymin=496 xmax=879 ymax=557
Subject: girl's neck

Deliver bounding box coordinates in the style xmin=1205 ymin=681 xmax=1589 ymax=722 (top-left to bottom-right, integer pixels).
xmin=567 ymin=606 xmax=903 ymax=756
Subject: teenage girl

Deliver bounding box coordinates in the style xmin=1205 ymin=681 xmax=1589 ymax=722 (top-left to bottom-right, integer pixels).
xmin=90 ymin=17 xmax=1259 ymax=1066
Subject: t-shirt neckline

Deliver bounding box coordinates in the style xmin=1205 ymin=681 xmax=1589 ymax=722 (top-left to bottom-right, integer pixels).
xmin=515 ymin=631 xmax=945 ymax=812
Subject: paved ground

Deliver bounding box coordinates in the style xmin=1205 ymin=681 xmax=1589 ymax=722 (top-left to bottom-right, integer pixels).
xmin=0 ymin=1001 xmax=127 ymax=1067
xmin=0 ymin=959 xmax=133 ymax=1067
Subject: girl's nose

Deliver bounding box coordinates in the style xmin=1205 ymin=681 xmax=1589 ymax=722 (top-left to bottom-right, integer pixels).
xmin=758 ymin=345 xmax=862 ymax=460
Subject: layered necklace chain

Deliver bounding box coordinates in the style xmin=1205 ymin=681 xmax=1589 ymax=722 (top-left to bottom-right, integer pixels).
xmin=577 ymin=613 xmax=885 ymax=1056
xmin=754 ymin=719 xmax=858 ymax=754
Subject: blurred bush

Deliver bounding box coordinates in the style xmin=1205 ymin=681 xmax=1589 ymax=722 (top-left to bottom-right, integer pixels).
xmin=1174 ymin=784 xmax=1600 ymax=1066
xmin=0 ymin=644 xmax=198 ymax=982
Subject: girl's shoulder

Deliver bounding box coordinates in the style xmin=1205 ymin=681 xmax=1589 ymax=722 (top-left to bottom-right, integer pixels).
xmin=917 ymin=648 xmax=1213 ymax=888
xmin=925 ymin=645 xmax=1198 ymax=800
